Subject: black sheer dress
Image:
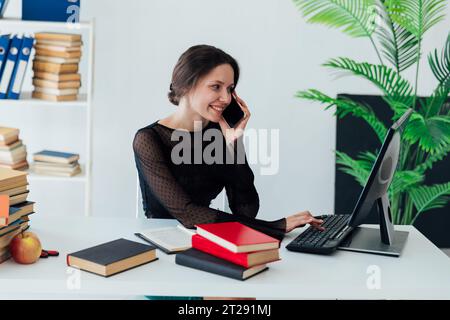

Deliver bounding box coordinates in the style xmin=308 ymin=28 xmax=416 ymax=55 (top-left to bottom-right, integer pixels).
xmin=133 ymin=120 xmax=286 ymax=240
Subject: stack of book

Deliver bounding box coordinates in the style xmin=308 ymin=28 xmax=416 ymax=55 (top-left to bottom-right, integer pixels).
xmin=176 ymin=222 xmax=280 ymax=281
xmin=32 ymin=32 xmax=82 ymax=102
xmin=0 ymin=168 xmax=35 ymax=264
xmin=0 ymin=127 xmax=28 ymax=171
xmin=32 ymin=150 xmax=81 ymax=177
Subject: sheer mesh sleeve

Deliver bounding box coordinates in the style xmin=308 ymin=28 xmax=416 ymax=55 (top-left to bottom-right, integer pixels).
xmin=133 ymin=127 xmax=286 ymax=240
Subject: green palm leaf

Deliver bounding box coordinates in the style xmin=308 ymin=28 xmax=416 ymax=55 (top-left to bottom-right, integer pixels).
xmin=421 ymin=81 xmax=450 ymax=118
xmin=335 ymin=151 xmax=371 ymax=186
xmin=323 ymin=57 xmax=414 ymax=108
xmin=403 ymin=113 xmax=450 ymax=153
xmin=292 ymin=0 xmax=377 ymax=38
xmin=376 ymin=1 xmax=419 ymax=72
xmin=357 ymin=151 xmax=378 ymax=171
xmin=390 ymin=170 xmax=424 ymax=195
xmin=388 ymin=0 xmax=447 ymax=40
xmin=409 ymin=182 xmax=450 ymax=216
xmin=416 ymin=142 xmax=450 ymax=173
xmin=296 ymin=89 xmax=388 ymax=142
xmin=428 ymin=32 xmax=450 ymax=86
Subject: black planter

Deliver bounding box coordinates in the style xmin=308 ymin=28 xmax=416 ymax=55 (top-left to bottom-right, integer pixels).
xmin=335 ymin=94 xmax=450 ymax=247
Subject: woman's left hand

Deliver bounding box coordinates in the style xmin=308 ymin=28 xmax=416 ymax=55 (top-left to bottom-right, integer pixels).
xmin=218 ymin=91 xmax=251 ymax=145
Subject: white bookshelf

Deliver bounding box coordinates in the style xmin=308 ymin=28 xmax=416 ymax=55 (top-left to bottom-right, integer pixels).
xmin=0 ymin=92 xmax=88 ymax=107
xmin=27 ymin=164 xmax=87 ymax=182
xmin=0 ymin=19 xmax=95 ymax=217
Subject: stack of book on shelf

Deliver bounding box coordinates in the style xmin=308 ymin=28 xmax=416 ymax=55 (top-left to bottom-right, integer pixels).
xmin=32 ymin=32 xmax=82 ymax=102
xmin=0 ymin=127 xmax=28 ymax=170
xmin=176 ymin=222 xmax=281 ymax=281
xmin=0 ymin=168 xmax=35 ymax=264
xmin=0 ymin=34 xmax=34 ymax=100
xmin=32 ymin=150 xmax=81 ymax=177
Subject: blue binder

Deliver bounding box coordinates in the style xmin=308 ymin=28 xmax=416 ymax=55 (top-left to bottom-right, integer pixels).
xmin=0 ymin=35 xmax=22 ymax=99
xmin=0 ymin=0 xmax=9 ymax=18
xmin=0 ymin=35 xmax=11 ymax=82
xmin=22 ymin=0 xmax=80 ymax=23
xmin=7 ymin=36 xmax=34 ymax=100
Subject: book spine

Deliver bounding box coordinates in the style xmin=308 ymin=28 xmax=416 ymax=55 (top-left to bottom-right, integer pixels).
xmin=192 ymin=234 xmax=249 ymax=268
xmin=175 ymin=250 xmax=243 ymax=281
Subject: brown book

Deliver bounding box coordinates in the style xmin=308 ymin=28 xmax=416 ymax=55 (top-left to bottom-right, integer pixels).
xmin=0 ymin=249 xmax=12 ymax=264
xmin=12 ymin=201 xmax=34 ymax=218
xmin=33 ymin=167 xmax=81 ymax=177
xmin=32 ymin=91 xmax=78 ymax=102
xmin=35 ymin=44 xmax=82 ymax=52
xmin=0 ymin=136 xmax=19 ymax=146
xmin=0 ymin=140 xmax=22 ymax=152
xmin=33 ymin=72 xmax=81 ymax=82
xmin=35 ymin=56 xmax=81 ymax=64
xmin=0 ymin=145 xmax=27 ymax=164
xmin=35 ymin=40 xmax=83 ymax=48
xmin=33 ymin=61 xmax=78 ymax=74
xmin=0 ymin=181 xmax=28 ymax=193
xmin=33 ymin=79 xmax=81 ymax=89
xmin=35 ymin=49 xmax=82 ymax=59
xmin=9 ymin=191 xmax=29 ymax=206
xmin=0 ymin=168 xmax=27 ymax=190
xmin=0 ymin=227 xmax=21 ymax=250
xmin=35 ymin=32 xmax=82 ymax=42
xmin=0 ymin=127 xmax=19 ymax=143
xmin=34 ymin=87 xmax=79 ymax=96
xmin=0 ymin=184 xmax=28 ymax=197
xmin=0 ymin=246 xmax=9 ymax=258
xmin=0 ymin=160 xmax=29 ymax=171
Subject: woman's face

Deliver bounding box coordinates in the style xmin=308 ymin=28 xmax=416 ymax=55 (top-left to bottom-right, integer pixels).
xmin=186 ymin=63 xmax=235 ymax=123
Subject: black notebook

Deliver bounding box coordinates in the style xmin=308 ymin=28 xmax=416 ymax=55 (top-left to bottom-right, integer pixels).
xmin=176 ymin=248 xmax=268 ymax=281
xmin=67 ymin=238 xmax=158 ymax=277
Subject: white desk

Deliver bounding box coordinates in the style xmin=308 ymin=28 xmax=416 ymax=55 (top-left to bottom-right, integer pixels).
xmin=1 ymin=214 xmax=450 ymax=299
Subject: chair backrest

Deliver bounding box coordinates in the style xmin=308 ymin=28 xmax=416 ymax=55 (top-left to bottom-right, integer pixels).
xmin=210 ymin=188 xmax=231 ymax=213
xmin=136 ymin=175 xmax=145 ymax=218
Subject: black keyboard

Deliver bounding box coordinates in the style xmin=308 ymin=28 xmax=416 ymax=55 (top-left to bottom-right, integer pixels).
xmin=286 ymin=214 xmax=352 ymax=254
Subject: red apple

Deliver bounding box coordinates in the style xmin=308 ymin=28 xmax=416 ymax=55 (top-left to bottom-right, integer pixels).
xmin=10 ymin=231 xmax=42 ymax=264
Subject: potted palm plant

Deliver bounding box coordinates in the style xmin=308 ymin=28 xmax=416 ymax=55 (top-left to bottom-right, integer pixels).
xmin=293 ymin=0 xmax=450 ymax=227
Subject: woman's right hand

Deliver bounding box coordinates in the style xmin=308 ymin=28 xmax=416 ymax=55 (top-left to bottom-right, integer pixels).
xmin=218 ymin=91 xmax=251 ymax=145
xmin=285 ymin=211 xmax=325 ymax=233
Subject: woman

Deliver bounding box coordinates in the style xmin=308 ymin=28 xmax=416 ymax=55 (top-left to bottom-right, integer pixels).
xmin=133 ymin=45 xmax=324 ymax=241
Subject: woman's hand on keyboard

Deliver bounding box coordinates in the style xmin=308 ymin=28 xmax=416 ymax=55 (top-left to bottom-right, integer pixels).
xmin=285 ymin=211 xmax=325 ymax=233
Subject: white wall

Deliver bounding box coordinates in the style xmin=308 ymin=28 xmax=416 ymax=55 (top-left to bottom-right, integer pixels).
xmin=3 ymin=0 xmax=450 ymax=220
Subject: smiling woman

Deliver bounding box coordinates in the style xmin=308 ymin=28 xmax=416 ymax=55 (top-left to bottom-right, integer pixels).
xmin=133 ymin=45 xmax=324 ymax=243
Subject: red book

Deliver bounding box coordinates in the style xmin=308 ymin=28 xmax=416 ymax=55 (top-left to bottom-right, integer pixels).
xmin=0 ymin=195 xmax=9 ymax=227
xmin=192 ymin=234 xmax=280 ymax=268
xmin=195 ymin=222 xmax=280 ymax=253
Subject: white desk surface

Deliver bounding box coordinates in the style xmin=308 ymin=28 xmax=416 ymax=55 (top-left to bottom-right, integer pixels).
xmin=1 ymin=214 xmax=450 ymax=299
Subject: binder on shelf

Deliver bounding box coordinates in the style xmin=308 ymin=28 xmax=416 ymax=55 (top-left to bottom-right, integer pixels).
xmin=0 ymin=0 xmax=9 ymax=18
xmin=0 ymin=35 xmax=11 ymax=81
xmin=7 ymin=36 xmax=34 ymax=100
xmin=0 ymin=36 xmax=22 ymax=99
xmin=23 ymin=1 xmax=81 ymax=23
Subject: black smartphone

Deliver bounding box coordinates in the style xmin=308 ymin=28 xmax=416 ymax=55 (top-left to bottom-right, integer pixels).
xmin=222 ymin=96 xmax=245 ymax=128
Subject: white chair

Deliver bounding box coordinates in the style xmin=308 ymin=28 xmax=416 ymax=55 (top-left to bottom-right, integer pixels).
xmin=136 ymin=175 xmax=145 ymax=218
